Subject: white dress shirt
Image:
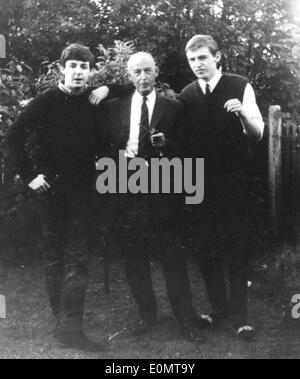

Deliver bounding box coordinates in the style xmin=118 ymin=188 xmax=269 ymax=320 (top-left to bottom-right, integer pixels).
xmin=198 ymin=71 xmax=264 ymax=139
xmin=125 ymin=90 xmax=157 ymax=158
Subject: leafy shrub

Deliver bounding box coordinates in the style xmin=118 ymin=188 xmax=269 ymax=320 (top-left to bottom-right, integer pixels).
xmin=0 ymin=59 xmax=33 ymax=168
xmin=92 ymin=40 xmax=136 ymax=86
xmin=35 ymin=61 xmax=61 ymax=94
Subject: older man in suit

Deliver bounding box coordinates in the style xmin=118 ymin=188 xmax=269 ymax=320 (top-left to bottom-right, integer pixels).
xmin=102 ymin=52 xmax=203 ymax=342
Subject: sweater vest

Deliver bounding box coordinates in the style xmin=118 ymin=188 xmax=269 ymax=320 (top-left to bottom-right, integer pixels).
xmin=180 ymin=74 xmax=251 ymax=177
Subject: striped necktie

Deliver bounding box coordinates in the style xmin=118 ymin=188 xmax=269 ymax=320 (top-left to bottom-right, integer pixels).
xmin=138 ymin=95 xmax=150 ymax=156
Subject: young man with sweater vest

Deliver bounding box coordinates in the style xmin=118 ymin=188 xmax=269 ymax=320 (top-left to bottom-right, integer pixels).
xmin=7 ymin=44 xmax=124 ymax=352
xmin=179 ymin=35 xmax=264 ymax=340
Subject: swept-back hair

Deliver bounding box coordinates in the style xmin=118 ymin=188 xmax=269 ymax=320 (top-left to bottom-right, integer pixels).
xmin=185 ymin=35 xmax=219 ymax=56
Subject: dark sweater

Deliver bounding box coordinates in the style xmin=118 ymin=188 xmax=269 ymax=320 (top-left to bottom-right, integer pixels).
xmin=8 ymin=85 xmax=126 ymax=186
xmin=179 ymin=74 xmax=251 ymax=176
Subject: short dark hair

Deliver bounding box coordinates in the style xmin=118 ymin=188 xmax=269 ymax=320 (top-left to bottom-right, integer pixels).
xmin=185 ymin=35 xmax=219 ymax=56
xmin=60 ymin=43 xmax=95 ymax=68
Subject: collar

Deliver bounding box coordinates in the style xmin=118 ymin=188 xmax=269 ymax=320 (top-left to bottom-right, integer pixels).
xmin=199 ymin=70 xmax=222 ymax=94
xmin=133 ymin=89 xmax=156 ymax=103
xmin=58 ymin=81 xmax=87 ymax=96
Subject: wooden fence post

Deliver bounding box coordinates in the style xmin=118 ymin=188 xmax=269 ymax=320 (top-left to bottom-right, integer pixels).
xmin=283 ymin=118 xmax=300 ymax=245
xmin=268 ymin=105 xmax=282 ymax=232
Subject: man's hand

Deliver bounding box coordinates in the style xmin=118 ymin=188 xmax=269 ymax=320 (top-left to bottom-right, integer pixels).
xmin=224 ymin=99 xmax=245 ymax=118
xmin=224 ymin=98 xmax=263 ymax=140
xmin=28 ymin=174 xmax=51 ymax=194
xmin=151 ymin=132 xmax=166 ymax=148
xmin=89 ymin=86 xmax=110 ymax=105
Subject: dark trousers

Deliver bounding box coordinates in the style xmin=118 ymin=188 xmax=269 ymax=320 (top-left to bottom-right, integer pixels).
xmin=199 ymin=249 xmax=249 ymax=327
xmin=109 ymin=193 xmax=198 ymax=326
xmin=194 ymin=173 xmax=254 ymax=328
xmin=39 ymin=185 xmax=93 ymax=332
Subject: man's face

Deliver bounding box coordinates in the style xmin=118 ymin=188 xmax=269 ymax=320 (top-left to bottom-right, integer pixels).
xmin=128 ymin=56 xmax=158 ymax=96
xmin=186 ymin=46 xmax=221 ymax=82
xmin=60 ymin=60 xmax=91 ymax=91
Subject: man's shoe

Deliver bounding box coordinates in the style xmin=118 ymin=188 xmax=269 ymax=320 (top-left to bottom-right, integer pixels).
xmin=199 ymin=312 xmax=228 ymax=329
xmin=180 ymin=323 xmax=206 ymax=343
xmin=129 ymin=319 xmax=157 ymax=336
xmin=54 ymin=330 xmax=106 ymax=353
xmin=235 ymin=325 xmax=256 ymax=341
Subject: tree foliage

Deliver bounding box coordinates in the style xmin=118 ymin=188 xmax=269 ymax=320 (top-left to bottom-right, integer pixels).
xmin=106 ymin=0 xmax=300 ymax=115
xmin=0 ymin=0 xmax=109 ymax=71
xmin=1 ymin=0 xmax=300 ymax=116
xmin=0 ymin=60 xmax=33 ymax=159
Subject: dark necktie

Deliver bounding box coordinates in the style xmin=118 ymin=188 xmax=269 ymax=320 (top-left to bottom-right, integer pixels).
xmin=138 ymin=96 xmax=150 ymax=156
xmin=205 ymin=83 xmax=211 ymax=98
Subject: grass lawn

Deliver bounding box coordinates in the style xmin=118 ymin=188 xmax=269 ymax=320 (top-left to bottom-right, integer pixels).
xmin=1 ymin=256 xmax=299 ymax=359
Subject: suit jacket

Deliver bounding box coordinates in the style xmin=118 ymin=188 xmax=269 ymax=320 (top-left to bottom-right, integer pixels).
xmin=103 ymin=92 xmax=184 ymax=159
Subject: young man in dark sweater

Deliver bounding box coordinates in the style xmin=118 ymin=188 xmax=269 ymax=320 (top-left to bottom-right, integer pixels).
xmin=179 ymin=35 xmax=264 ymax=340
xmin=8 ymin=44 xmax=116 ymax=352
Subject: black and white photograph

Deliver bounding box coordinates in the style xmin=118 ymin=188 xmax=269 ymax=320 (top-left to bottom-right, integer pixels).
xmin=1 ymin=0 xmax=300 ymax=361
